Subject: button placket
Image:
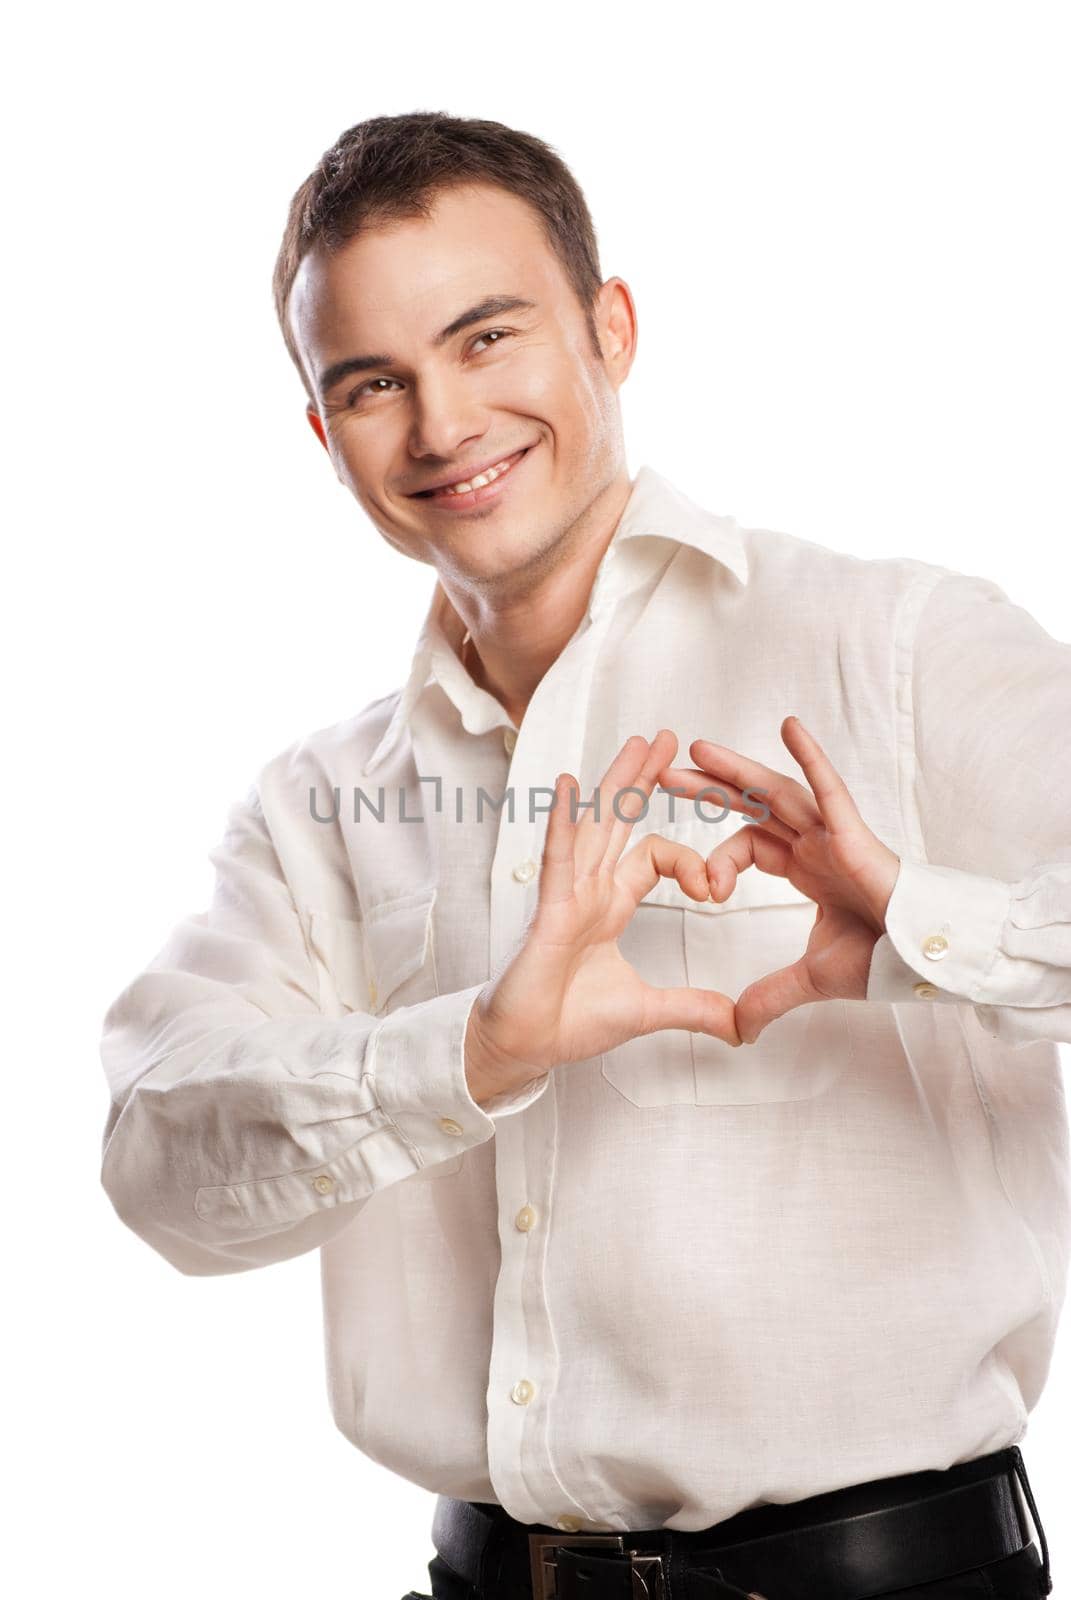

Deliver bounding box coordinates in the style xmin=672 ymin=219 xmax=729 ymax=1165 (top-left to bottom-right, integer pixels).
xmin=483 ymin=602 xmax=610 ymax=1525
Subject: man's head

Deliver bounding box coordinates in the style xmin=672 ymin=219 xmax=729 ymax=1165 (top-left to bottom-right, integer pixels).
xmin=273 ymin=112 xmax=636 ymax=591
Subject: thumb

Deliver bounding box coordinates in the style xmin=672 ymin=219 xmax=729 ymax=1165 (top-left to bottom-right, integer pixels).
xmin=736 ymin=960 xmax=818 ymax=1044
xmin=639 ymin=983 xmax=742 ymax=1047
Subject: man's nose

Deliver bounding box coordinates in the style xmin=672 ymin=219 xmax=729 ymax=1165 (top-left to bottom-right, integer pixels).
xmin=407 ymin=368 xmax=490 ymax=461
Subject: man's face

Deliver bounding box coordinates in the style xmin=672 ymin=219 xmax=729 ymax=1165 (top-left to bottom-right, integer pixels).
xmin=288 ymin=182 xmax=634 ymax=586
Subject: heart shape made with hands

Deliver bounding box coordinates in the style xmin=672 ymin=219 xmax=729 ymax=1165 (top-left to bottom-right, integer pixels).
xmin=653 ymin=715 xmax=901 ymax=1044
xmin=467 ymin=720 xmax=903 ymax=1096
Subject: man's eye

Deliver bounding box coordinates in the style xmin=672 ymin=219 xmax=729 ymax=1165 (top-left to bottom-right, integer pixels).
xmin=470 ymin=328 xmax=512 ymax=354
xmin=349 ymin=377 xmax=401 ymax=406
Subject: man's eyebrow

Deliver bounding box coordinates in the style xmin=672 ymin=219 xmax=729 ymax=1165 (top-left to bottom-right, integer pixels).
xmin=317 ymin=295 xmax=537 ymax=397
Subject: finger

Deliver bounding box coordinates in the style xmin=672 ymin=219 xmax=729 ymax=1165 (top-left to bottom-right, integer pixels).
xmin=690 ymin=737 xmax=820 ymax=833
xmin=602 ymin=728 xmax=680 ymax=872
xmin=736 ymin=958 xmax=820 ymax=1044
xmin=538 ymin=773 xmax=579 ymax=907
xmin=681 ymin=735 xmax=822 ymax=835
xmin=614 ymin=833 xmax=712 ymax=907
xmin=657 ymin=766 xmax=798 ymax=845
xmin=637 ymin=982 xmax=742 ymax=1048
xmin=780 ymin=716 xmax=862 ymax=835
xmin=573 ymin=734 xmax=650 ymax=877
xmin=703 ymin=824 xmax=795 ymax=903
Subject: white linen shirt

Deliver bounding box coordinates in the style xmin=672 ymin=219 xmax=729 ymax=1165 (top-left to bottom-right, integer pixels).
xmin=99 ymin=465 xmax=1071 ymax=1534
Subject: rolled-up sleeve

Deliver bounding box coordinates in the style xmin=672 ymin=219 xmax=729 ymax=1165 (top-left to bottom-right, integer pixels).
xmin=99 ymin=785 xmax=548 ymax=1277
xmin=866 ymin=571 xmax=1071 ymax=1047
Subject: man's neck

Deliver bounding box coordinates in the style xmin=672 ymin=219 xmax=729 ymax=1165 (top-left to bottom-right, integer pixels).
xmin=441 ymin=470 xmax=634 ymax=727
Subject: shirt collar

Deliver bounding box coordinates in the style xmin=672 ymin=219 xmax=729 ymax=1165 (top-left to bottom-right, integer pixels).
xmin=361 ymin=465 xmax=748 ymax=775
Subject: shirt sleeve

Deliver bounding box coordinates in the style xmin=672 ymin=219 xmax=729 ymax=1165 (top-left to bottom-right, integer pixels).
xmin=99 ymin=784 xmax=549 ymax=1277
xmin=866 ymin=570 xmax=1071 ymax=1047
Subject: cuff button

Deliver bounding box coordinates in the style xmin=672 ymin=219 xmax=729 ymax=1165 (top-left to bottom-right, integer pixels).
xmin=312 ymin=1174 xmax=335 ymax=1195
xmin=439 ymin=1117 xmax=464 ymax=1136
xmin=922 ymin=934 xmax=949 ymax=960
xmin=913 ymin=981 xmax=939 ymax=999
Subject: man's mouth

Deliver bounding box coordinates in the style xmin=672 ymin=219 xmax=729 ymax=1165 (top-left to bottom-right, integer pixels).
xmin=410 ymin=446 xmax=531 ymax=500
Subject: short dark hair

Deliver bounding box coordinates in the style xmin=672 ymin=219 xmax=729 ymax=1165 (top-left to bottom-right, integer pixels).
xmin=273 ymin=110 xmax=605 ymax=403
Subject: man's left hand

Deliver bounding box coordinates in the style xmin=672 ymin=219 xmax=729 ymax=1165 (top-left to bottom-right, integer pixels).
xmin=657 ymin=716 xmax=902 ymax=1043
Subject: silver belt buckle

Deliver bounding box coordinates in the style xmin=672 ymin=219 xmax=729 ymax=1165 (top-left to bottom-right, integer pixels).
xmin=528 ymin=1531 xmax=666 ymax=1599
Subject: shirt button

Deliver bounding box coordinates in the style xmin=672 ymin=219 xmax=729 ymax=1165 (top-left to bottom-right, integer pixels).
xmin=439 ymin=1117 xmax=464 ymax=1136
xmin=312 ymin=1175 xmax=335 ymax=1195
xmin=922 ymin=934 xmax=950 ymax=960
xmin=503 ymin=727 xmax=518 ymax=755
xmin=513 ymin=859 xmax=538 ymax=884
xmin=556 ymin=1515 xmax=584 ymax=1532
xmin=511 ymin=1379 xmax=536 ymax=1405
xmin=913 ymin=981 xmax=939 ymax=999
xmin=515 ymin=1204 xmax=537 ymax=1231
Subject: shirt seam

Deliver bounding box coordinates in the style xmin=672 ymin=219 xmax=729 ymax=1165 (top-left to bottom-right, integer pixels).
xmin=894 ymin=566 xmax=951 ymax=868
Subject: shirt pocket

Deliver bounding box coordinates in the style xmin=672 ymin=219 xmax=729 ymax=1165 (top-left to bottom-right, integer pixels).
xmin=306 ymin=888 xmax=461 ymax=1176
xmin=600 ymin=819 xmax=853 ymax=1107
xmin=306 ymin=885 xmax=440 ymax=1018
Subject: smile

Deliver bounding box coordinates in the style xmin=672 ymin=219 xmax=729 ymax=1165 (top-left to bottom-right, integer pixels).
xmin=410 ymin=445 xmax=534 ymax=511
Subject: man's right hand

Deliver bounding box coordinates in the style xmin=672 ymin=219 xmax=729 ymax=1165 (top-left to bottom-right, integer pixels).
xmin=464 ymin=728 xmax=741 ymax=1106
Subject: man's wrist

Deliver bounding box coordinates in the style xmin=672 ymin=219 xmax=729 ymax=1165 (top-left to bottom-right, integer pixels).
xmin=463 ymin=994 xmax=544 ymax=1107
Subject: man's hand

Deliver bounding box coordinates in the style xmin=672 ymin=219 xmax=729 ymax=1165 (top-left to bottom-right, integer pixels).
xmin=464 ymin=729 xmax=742 ymax=1105
xmin=657 ymin=716 xmax=902 ymax=1043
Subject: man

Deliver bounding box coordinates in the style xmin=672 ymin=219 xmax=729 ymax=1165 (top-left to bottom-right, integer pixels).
xmin=99 ymin=112 xmax=1068 ymax=1600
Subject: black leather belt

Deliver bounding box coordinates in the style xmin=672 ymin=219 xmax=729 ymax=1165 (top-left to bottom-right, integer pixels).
xmin=430 ymin=1446 xmax=1051 ymax=1599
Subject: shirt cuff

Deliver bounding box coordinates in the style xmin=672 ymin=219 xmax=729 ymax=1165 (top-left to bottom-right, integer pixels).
xmin=371 ymin=982 xmax=551 ymax=1171
xmin=866 ymin=858 xmax=1013 ymax=1004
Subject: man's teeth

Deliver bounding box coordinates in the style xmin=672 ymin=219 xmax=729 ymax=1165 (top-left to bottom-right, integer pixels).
xmin=436 ymin=453 xmax=520 ymax=495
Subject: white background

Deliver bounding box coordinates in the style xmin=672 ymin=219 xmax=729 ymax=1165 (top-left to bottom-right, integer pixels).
xmin=5 ymin=2 xmax=1069 ymax=1595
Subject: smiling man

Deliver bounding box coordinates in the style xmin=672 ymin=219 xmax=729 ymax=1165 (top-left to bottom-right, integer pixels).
xmin=100 ymin=112 xmax=1070 ymax=1600
xmin=284 ymin=173 xmax=640 ymax=729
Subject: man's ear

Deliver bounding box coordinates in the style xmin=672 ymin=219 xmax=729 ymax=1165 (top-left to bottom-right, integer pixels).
xmin=306 ymin=403 xmax=329 ymax=452
xmin=593 ymin=277 xmax=638 ymax=390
